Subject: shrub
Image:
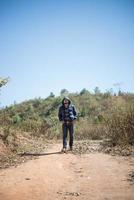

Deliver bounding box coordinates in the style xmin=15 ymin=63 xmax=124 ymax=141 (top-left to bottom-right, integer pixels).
xmin=106 ymin=106 xmax=134 ymax=146
xmin=75 ymin=119 xmax=106 ymax=140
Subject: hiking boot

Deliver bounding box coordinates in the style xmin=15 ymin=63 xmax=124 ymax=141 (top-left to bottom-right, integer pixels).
xmin=69 ymin=146 xmax=73 ymax=151
xmin=61 ymin=147 xmax=67 ymax=153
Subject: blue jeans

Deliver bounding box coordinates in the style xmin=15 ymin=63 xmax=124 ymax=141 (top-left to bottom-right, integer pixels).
xmin=62 ymin=122 xmax=74 ymax=148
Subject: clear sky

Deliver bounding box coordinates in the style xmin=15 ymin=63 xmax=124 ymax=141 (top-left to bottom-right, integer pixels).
xmin=0 ymin=0 xmax=134 ymax=107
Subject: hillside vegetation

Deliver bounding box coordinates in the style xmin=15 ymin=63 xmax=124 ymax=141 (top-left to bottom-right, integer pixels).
xmin=0 ymin=88 xmax=134 ymax=150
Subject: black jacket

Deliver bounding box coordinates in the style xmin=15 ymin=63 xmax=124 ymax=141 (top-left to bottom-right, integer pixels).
xmin=58 ymin=97 xmax=77 ymax=122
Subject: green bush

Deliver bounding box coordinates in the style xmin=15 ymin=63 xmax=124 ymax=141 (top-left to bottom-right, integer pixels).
xmin=0 ymin=90 xmax=134 ymax=145
xmin=12 ymin=114 xmax=22 ymax=124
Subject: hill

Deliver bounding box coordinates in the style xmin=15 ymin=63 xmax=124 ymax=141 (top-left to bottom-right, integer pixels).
xmin=0 ymin=89 xmax=134 ymax=145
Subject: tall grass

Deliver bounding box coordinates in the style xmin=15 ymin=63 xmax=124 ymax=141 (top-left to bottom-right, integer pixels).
xmin=75 ymin=119 xmax=106 ymax=140
xmin=106 ymin=106 xmax=134 ymax=146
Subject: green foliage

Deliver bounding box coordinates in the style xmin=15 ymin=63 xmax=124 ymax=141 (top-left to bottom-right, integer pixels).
xmin=0 ymin=88 xmax=134 ymax=146
xmin=60 ymin=88 xmax=69 ymax=96
xmin=49 ymin=92 xmax=55 ymax=98
xmin=12 ymin=114 xmax=22 ymax=124
xmin=0 ymin=126 xmax=17 ymax=151
xmin=94 ymin=86 xmax=101 ymax=95
xmin=80 ymin=88 xmax=89 ymax=96
xmin=0 ymin=77 xmax=9 ymax=88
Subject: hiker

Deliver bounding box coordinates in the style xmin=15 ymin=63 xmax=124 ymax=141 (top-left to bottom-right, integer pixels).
xmin=58 ymin=97 xmax=77 ymax=152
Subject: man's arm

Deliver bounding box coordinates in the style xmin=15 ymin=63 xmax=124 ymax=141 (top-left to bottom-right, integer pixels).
xmin=72 ymin=105 xmax=77 ymax=120
xmin=58 ymin=106 xmax=63 ymax=121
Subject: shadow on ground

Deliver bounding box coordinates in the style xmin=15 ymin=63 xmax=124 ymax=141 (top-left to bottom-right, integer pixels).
xmin=18 ymin=151 xmax=61 ymax=156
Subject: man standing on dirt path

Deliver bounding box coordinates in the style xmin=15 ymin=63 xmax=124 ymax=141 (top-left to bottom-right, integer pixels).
xmin=58 ymin=97 xmax=77 ymax=153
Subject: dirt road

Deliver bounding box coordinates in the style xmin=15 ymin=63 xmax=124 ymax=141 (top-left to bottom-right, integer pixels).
xmin=0 ymin=143 xmax=134 ymax=200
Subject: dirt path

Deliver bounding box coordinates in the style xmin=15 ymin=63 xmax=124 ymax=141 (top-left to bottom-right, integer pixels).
xmin=0 ymin=143 xmax=134 ymax=200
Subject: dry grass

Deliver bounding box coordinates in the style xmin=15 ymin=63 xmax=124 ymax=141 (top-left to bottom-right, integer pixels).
xmin=75 ymin=119 xmax=106 ymax=140
xmin=106 ymin=106 xmax=134 ymax=146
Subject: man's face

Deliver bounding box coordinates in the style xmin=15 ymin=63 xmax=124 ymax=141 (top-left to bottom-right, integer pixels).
xmin=64 ymin=99 xmax=69 ymax=108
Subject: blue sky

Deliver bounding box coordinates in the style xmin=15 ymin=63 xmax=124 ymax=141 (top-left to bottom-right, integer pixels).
xmin=0 ymin=0 xmax=134 ymax=107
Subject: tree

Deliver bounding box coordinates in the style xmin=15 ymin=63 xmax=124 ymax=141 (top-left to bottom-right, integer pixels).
xmin=103 ymin=88 xmax=114 ymax=98
xmin=49 ymin=92 xmax=55 ymax=98
xmin=0 ymin=77 xmax=9 ymax=88
xmin=118 ymin=89 xmax=123 ymax=96
xmin=94 ymin=87 xmax=101 ymax=95
xmin=60 ymin=89 xmax=69 ymax=96
xmin=0 ymin=77 xmax=9 ymax=106
xmin=80 ymin=88 xmax=89 ymax=95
